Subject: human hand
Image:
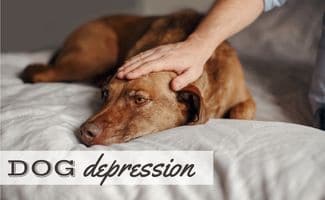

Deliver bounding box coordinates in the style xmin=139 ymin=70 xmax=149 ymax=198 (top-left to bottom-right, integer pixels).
xmin=117 ymin=40 xmax=210 ymax=91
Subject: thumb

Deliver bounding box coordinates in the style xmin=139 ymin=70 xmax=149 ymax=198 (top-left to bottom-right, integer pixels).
xmin=171 ymin=69 xmax=197 ymax=91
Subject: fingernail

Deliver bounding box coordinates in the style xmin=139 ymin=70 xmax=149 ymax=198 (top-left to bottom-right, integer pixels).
xmin=173 ymin=84 xmax=181 ymax=91
xmin=126 ymin=73 xmax=135 ymax=79
xmin=118 ymin=66 xmax=126 ymax=71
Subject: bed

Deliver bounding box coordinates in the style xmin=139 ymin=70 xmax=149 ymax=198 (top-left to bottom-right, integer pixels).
xmin=1 ymin=0 xmax=325 ymax=199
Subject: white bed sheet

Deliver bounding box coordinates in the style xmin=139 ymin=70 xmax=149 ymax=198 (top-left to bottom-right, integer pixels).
xmin=1 ymin=51 xmax=325 ymax=200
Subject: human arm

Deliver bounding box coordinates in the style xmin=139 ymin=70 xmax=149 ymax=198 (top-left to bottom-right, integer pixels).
xmin=117 ymin=0 xmax=265 ymax=91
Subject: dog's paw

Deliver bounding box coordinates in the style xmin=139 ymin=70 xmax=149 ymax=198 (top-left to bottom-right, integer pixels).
xmin=20 ymin=63 xmax=49 ymax=83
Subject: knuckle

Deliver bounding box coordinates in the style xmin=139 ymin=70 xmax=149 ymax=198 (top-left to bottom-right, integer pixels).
xmin=138 ymin=52 xmax=145 ymax=59
xmin=154 ymin=47 xmax=162 ymax=53
xmin=141 ymin=63 xmax=153 ymax=72
xmin=156 ymin=46 xmax=166 ymax=53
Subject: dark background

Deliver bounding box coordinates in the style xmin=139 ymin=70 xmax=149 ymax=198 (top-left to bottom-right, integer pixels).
xmin=1 ymin=0 xmax=213 ymax=52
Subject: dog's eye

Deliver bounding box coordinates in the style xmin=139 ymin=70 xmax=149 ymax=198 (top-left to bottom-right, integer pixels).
xmin=134 ymin=95 xmax=148 ymax=105
xmin=101 ymin=89 xmax=109 ymax=101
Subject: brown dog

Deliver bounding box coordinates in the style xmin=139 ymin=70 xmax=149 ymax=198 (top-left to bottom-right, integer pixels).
xmin=21 ymin=10 xmax=256 ymax=146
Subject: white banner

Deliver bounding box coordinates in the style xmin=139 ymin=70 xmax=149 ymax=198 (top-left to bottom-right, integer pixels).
xmin=0 ymin=151 xmax=213 ymax=185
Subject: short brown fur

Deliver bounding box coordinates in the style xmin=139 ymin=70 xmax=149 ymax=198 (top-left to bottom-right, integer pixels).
xmin=21 ymin=10 xmax=256 ymax=146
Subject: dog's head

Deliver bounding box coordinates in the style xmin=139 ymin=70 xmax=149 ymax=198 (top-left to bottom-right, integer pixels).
xmin=78 ymin=72 xmax=208 ymax=146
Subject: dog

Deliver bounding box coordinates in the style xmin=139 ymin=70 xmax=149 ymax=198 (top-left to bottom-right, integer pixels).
xmin=21 ymin=10 xmax=256 ymax=146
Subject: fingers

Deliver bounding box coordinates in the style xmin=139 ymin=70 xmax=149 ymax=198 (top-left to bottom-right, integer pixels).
xmin=118 ymin=54 xmax=164 ymax=78
xmin=124 ymin=59 xmax=168 ymax=79
xmin=171 ymin=68 xmax=201 ymax=91
xmin=118 ymin=45 xmax=168 ymax=71
xmin=119 ymin=50 xmax=155 ymax=71
xmin=117 ymin=52 xmax=166 ymax=79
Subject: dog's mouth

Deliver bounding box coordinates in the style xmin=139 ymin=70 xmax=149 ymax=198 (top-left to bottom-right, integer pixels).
xmin=78 ymin=124 xmax=158 ymax=146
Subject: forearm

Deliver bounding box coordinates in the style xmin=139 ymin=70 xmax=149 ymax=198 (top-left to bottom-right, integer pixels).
xmin=187 ymin=0 xmax=264 ymax=56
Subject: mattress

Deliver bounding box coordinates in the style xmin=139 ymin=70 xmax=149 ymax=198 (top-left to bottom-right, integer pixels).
xmin=1 ymin=51 xmax=325 ymax=200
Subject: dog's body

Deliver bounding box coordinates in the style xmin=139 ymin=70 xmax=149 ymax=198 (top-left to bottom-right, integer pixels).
xmin=21 ymin=10 xmax=256 ymax=145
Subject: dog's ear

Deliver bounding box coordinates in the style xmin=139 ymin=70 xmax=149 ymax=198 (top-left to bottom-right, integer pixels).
xmin=97 ymin=75 xmax=114 ymax=88
xmin=177 ymin=84 xmax=208 ymax=125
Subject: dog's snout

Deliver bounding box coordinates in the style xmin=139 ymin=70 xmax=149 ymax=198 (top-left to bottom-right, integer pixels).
xmin=80 ymin=123 xmax=103 ymax=143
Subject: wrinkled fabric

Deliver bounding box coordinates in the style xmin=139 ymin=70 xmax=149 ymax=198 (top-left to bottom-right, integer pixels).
xmin=264 ymin=0 xmax=287 ymax=11
xmin=1 ymin=0 xmax=325 ymax=198
xmin=1 ymin=49 xmax=325 ymax=200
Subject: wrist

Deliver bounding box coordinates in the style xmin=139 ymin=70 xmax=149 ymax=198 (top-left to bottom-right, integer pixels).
xmin=186 ymin=32 xmax=221 ymax=56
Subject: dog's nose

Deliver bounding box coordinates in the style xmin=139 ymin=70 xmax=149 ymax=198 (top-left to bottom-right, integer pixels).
xmin=80 ymin=123 xmax=102 ymax=141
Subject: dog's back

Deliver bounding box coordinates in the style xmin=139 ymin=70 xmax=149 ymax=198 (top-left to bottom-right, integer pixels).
xmin=21 ymin=10 xmax=202 ymax=83
xmin=124 ymin=10 xmax=203 ymax=58
xmin=21 ymin=10 xmax=256 ymax=145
